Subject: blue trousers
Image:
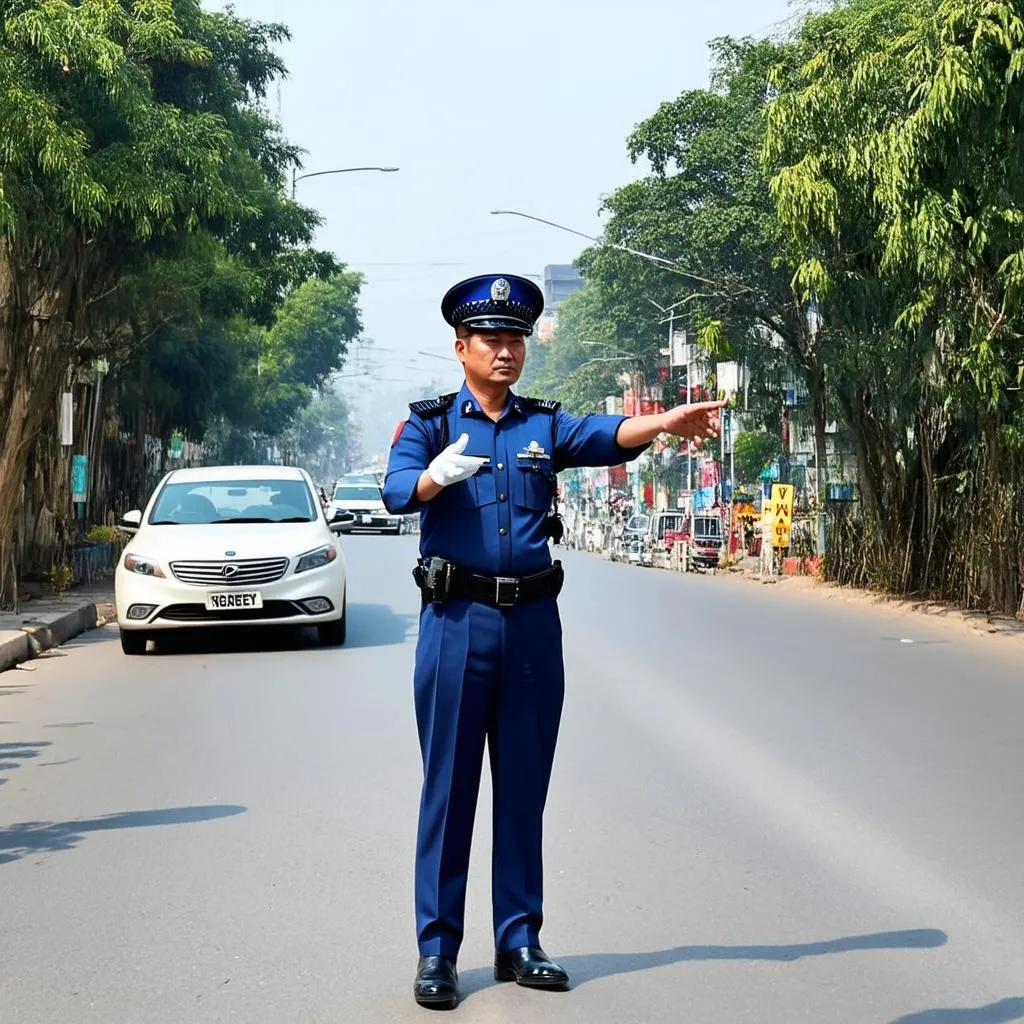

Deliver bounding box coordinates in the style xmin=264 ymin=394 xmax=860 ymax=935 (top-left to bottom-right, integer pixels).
xmin=413 ymin=596 xmax=564 ymax=958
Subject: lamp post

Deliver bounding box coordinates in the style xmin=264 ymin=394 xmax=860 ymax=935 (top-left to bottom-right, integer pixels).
xmin=490 ymin=209 xmax=716 ymax=511
xmin=648 ymin=296 xmax=699 ymax=493
xmin=292 ymin=165 xmax=399 ymax=198
xmin=489 ymin=209 xmax=714 ymax=285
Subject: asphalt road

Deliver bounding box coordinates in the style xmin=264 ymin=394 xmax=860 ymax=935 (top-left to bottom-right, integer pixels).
xmin=2 ymin=536 xmax=1024 ymax=1023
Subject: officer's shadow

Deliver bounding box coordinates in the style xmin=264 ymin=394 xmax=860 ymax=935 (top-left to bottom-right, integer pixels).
xmin=457 ymin=927 xmax=947 ymax=1001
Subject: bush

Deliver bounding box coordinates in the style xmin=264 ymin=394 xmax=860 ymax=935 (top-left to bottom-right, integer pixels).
xmin=49 ymin=562 xmax=74 ymax=594
xmin=84 ymin=525 xmax=129 ymax=545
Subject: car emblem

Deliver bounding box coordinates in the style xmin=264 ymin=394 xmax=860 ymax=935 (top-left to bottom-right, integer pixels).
xmin=491 ymin=277 xmax=511 ymax=302
xmin=225 ymin=550 xmax=236 ymax=556
xmin=222 ymin=564 xmax=239 ymax=578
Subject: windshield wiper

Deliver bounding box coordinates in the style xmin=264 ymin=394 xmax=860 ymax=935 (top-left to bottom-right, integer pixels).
xmin=150 ymin=520 xmax=182 ymax=525
xmin=214 ymin=516 xmax=313 ymax=524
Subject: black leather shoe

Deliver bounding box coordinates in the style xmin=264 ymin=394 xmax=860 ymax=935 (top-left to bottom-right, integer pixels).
xmin=414 ymin=955 xmax=458 ymax=1010
xmin=494 ymin=946 xmax=569 ymax=989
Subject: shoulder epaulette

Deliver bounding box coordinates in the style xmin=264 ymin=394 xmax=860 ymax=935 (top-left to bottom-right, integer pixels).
xmin=518 ymin=396 xmax=561 ymax=413
xmin=409 ymin=393 xmax=457 ymax=417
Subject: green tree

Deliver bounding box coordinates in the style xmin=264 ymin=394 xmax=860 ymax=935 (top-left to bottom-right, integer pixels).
xmin=518 ymin=285 xmax=629 ymax=413
xmin=240 ymin=272 xmax=363 ymax=440
xmin=286 ymin=390 xmax=354 ymax=482
xmin=260 ymin=273 xmax=363 ymax=396
xmin=766 ymin=0 xmax=1024 ymax=610
xmin=733 ymin=431 xmax=780 ymax=485
xmin=0 ymin=1 xmax=334 ymax=603
xmin=579 ymin=36 xmax=831 ymax=489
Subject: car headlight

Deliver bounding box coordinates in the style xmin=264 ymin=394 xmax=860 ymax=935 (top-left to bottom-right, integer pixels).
xmin=123 ymin=553 xmax=166 ymax=578
xmin=294 ymin=544 xmax=338 ymax=574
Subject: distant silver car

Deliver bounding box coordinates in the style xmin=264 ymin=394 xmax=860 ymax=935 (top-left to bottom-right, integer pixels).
xmin=326 ymin=482 xmax=403 ymax=535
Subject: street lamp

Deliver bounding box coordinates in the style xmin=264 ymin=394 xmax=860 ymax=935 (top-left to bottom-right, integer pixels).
xmin=490 ymin=209 xmax=715 ymax=503
xmin=489 ymin=209 xmax=712 ymax=285
xmin=292 ymin=165 xmax=399 ymax=198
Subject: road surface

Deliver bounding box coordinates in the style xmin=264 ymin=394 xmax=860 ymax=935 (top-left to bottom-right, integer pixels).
xmin=2 ymin=536 xmax=1024 ymax=1023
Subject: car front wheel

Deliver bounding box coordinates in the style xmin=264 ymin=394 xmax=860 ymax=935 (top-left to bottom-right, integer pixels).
xmin=120 ymin=629 xmax=148 ymax=656
xmin=317 ymin=598 xmax=347 ymax=647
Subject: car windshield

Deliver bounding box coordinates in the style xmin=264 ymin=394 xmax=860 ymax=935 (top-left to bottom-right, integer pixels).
xmin=149 ymin=479 xmax=317 ymax=525
xmin=656 ymin=515 xmax=684 ymax=538
xmin=333 ymin=486 xmax=381 ymax=502
xmin=695 ymin=517 xmax=722 ymax=538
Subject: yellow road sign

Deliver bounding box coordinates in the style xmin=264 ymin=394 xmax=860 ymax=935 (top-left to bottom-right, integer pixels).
xmin=770 ymin=484 xmax=794 ymax=548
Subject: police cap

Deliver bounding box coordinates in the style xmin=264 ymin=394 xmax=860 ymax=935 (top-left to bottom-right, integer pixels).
xmin=441 ymin=274 xmax=545 ymax=336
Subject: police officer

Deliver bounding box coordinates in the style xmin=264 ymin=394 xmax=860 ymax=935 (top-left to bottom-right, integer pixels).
xmin=383 ymin=274 xmax=724 ymax=1010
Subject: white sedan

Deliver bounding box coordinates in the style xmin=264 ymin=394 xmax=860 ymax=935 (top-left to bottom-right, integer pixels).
xmin=114 ymin=466 xmax=352 ymax=655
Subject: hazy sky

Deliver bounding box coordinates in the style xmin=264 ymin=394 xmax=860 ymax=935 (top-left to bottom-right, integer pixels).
xmin=212 ymin=0 xmax=797 ymax=452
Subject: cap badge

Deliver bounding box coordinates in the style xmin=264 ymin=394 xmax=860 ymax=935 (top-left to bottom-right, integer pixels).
xmin=491 ymin=277 xmax=511 ymax=302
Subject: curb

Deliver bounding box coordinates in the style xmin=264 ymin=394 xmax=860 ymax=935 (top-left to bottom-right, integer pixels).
xmin=0 ymin=602 xmax=99 ymax=674
xmin=0 ymin=632 xmax=31 ymax=673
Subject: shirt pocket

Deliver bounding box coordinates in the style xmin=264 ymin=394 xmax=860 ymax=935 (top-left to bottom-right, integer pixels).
xmin=452 ymin=464 xmax=496 ymax=508
xmin=513 ymin=464 xmax=553 ymax=510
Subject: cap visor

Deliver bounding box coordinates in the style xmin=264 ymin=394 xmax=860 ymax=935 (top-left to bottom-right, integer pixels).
xmin=461 ymin=315 xmax=533 ymax=335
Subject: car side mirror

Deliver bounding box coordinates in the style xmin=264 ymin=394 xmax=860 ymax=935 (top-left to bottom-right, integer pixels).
xmin=329 ymin=510 xmax=355 ymax=533
xmin=120 ymin=510 xmax=142 ymax=534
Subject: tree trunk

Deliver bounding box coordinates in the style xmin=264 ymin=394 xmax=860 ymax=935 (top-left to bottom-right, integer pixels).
xmin=0 ymin=236 xmax=81 ymax=608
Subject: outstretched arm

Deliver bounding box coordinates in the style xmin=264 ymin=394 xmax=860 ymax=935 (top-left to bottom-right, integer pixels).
xmin=616 ymin=400 xmax=726 ymax=449
xmin=552 ymin=400 xmax=727 ymax=470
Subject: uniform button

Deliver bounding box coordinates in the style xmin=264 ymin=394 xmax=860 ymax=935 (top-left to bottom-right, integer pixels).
xmin=496 ymin=462 xmax=504 ymax=470
xmin=499 ymin=527 xmax=508 ymax=536
xmin=498 ymin=493 xmax=507 ymax=502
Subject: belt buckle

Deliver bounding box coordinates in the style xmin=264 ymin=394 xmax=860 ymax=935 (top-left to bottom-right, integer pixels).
xmin=494 ymin=576 xmax=519 ymax=608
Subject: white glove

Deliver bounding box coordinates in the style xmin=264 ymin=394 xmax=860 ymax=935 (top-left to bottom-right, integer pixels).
xmin=428 ymin=433 xmax=487 ymax=488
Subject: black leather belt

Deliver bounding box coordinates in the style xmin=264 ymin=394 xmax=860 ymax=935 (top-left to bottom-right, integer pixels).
xmin=413 ymin=557 xmax=563 ymax=608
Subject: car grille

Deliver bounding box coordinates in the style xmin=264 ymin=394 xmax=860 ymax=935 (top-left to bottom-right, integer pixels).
xmin=169 ymin=557 xmax=289 ymax=587
xmin=156 ymin=601 xmax=303 ymax=623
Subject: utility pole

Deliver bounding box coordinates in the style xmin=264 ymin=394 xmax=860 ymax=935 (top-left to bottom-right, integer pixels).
xmin=720 ymin=405 xmax=726 ymax=501
xmin=728 ymin=408 xmax=735 ymax=494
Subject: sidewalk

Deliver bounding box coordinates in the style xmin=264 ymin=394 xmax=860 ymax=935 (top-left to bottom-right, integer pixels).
xmin=722 ymin=555 xmax=1024 ymax=644
xmin=0 ymin=583 xmax=115 ymax=673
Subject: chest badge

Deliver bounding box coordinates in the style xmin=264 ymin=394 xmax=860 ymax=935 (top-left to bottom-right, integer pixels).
xmin=517 ymin=440 xmax=550 ymax=462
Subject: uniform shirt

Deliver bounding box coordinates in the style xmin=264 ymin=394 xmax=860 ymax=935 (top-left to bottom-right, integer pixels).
xmin=383 ymin=382 xmax=650 ymax=576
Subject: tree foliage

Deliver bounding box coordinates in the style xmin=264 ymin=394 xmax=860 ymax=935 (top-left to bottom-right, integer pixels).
xmin=0 ymin=1 xmax=358 ymax=604
xmin=548 ymin=1 xmax=1024 ymax=614
xmin=518 ymin=286 xmax=630 ymax=413
xmin=733 ymin=431 xmax=781 ymax=485
xmin=765 ymin=0 xmax=1024 ymax=610
xmin=577 ymin=36 xmax=832 ymax=481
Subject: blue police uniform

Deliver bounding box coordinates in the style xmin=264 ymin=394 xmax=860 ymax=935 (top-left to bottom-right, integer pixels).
xmin=383 ymin=275 xmax=650 ymax=966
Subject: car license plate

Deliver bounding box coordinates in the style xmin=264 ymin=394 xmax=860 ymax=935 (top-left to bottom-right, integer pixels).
xmin=361 ymin=514 xmax=372 ymax=524
xmin=205 ymin=590 xmax=263 ymax=611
